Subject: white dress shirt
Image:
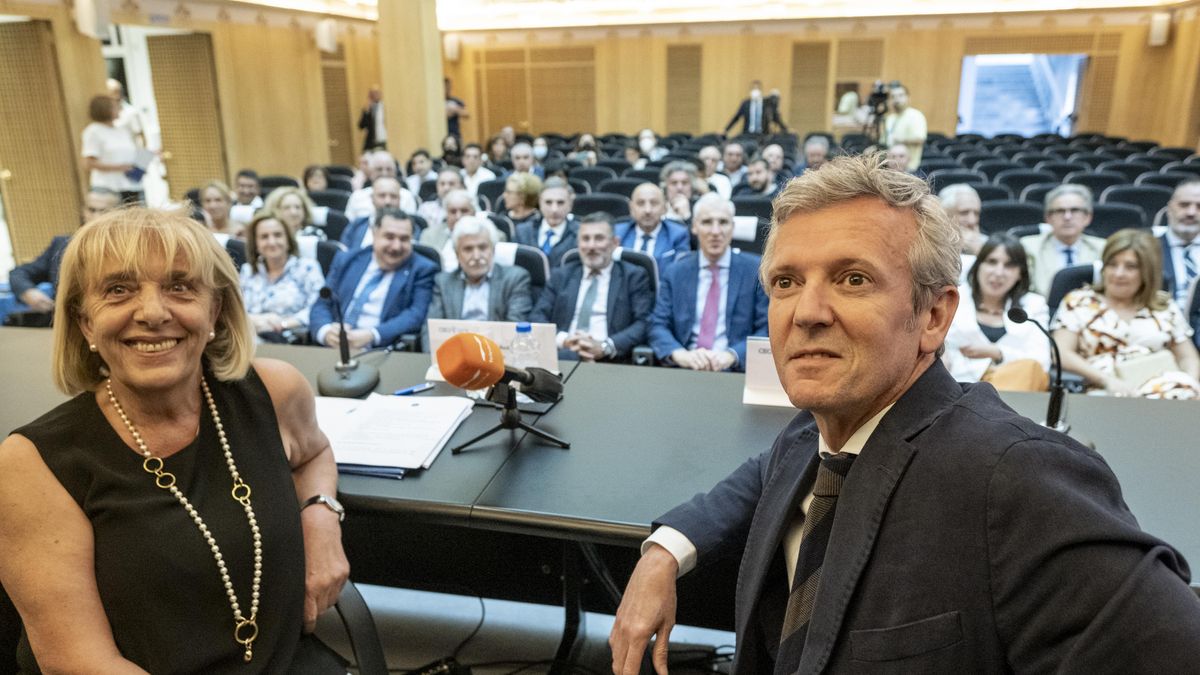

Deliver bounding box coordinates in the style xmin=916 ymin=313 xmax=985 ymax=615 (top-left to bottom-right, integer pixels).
xmin=461 ymin=166 xmax=497 ymax=197
xmin=536 ymin=221 xmax=568 ymax=250
xmin=631 ymin=223 xmax=662 ymax=258
xmin=315 ymin=257 xmax=395 ymax=347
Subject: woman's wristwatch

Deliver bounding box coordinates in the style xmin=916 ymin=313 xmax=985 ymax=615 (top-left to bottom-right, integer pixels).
xmin=301 ymin=494 xmax=346 ymax=522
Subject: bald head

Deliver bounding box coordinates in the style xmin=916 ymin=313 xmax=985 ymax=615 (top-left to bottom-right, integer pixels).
xmin=631 ymin=183 xmax=667 ymax=233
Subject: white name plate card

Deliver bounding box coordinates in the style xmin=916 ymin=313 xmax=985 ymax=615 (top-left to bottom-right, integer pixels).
xmin=743 ymin=336 xmax=792 ymax=408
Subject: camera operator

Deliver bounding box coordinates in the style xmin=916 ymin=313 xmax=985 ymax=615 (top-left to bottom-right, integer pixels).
xmin=880 ymin=82 xmax=927 ymax=171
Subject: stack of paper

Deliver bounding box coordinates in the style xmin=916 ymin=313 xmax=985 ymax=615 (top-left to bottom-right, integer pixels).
xmin=315 ymin=394 xmax=475 ymax=478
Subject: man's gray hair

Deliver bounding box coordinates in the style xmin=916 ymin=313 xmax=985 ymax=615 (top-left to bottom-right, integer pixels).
xmin=1044 ymin=184 xmax=1093 ymax=214
xmin=937 ymin=183 xmax=979 ymax=210
xmin=764 ymin=152 xmax=960 ymax=319
xmin=693 ymin=192 xmax=734 ymax=219
xmin=541 ymin=176 xmax=575 ymax=197
xmin=510 ymin=142 xmax=532 ymax=154
xmin=443 ymin=189 xmax=476 ymax=211
xmin=451 ymin=215 xmax=499 ymax=246
xmin=804 ymin=136 xmax=830 ymax=152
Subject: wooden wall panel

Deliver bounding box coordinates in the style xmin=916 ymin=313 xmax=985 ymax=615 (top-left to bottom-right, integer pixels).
xmin=790 ymin=42 xmax=831 ymax=136
xmin=321 ymin=50 xmax=355 ymax=166
xmin=343 ymin=24 xmax=381 ymax=159
xmin=666 ymin=45 xmax=702 ymax=134
xmin=482 ymin=66 xmax=530 ymax=135
xmin=530 ymin=64 xmax=596 ymax=134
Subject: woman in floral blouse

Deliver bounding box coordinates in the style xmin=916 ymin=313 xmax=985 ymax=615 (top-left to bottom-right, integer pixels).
xmin=1052 ymin=228 xmax=1200 ymax=398
xmin=239 ymin=212 xmax=325 ymax=343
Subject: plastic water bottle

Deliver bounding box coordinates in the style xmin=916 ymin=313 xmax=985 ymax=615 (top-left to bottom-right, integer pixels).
xmin=508 ymin=322 xmax=540 ymax=369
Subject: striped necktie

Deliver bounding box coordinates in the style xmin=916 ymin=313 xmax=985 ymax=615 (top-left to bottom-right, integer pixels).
xmin=1183 ymin=244 xmax=1198 ymax=288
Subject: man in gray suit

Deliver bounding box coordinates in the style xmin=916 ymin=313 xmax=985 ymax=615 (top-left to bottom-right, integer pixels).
xmin=423 ymin=215 xmax=532 ymax=349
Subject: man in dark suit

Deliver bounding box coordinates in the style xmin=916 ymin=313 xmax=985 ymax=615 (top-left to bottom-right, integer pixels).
xmin=531 ymin=213 xmax=653 ymax=362
xmin=515 ymin=177 xmax=577 ymax=268
xmin=357 ymin=85 xmax=386 ymax=151
xmin=724 ymin=80 xmax=768 ymax=136
xmin=1 ymin=188 xmax=121 ymax=324
xmin=613 ymin=183 xmax=691 ymax=274
xmin=611 ymin=154 xmax=1200 ymax=674
xmin=310 ymin=208 xmax=436 ymax=352
xmin=1159 ymin=179 xmax=1200 ymax=347
xmin=648 ymin=193 xmax=768 ymax=372
xmin=424 ymin=215 xmax=533 ymax=348
xmin=731 ymin=157 xmax=780 ymax=199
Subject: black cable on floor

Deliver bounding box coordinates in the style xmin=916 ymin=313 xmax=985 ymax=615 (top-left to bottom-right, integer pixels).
xmin=450 ymin=594 xmax=487 ymax=660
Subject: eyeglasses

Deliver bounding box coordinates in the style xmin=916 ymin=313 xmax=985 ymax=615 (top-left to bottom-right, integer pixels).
xmin=1047 ymin=207 xmax=1090 ymax=217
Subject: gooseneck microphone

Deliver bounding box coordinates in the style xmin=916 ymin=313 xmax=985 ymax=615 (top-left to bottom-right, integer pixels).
xmin=436 ymin=332 xmax=564 ymax=403
xmin=316 ymin=287 xmax=380 ymax=398
xmin=1007 ymin=306 xmax=1067 ymax=431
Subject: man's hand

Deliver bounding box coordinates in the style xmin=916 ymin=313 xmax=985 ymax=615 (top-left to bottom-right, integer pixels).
xmin=18 ymin=288 xmax=54 ymax=313
xmin=700 ymin=349 xmax=737 ymax=372
xmin=574 ymin=335 xmax=607 ymax=362
xmin=671 ymin=348 xmax=708 ymax=371
xmin=669 ymin=195 xmax=691 ymax=221
xmin=299 ymin=506 xmax=350 ymax=633
xmin=345 ymin=329 xmax=375 ymax=352
xmin=609 ymin=544 xmax=679 ymax=675
xmin=322 ymin=324 xmax=345 ymax=349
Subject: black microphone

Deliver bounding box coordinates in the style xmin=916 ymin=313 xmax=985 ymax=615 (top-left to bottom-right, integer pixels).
xmin=1007 ymin=307 xmax=1067 ymax=431
xmin=316 ymin=286 xmax=380 ymax=398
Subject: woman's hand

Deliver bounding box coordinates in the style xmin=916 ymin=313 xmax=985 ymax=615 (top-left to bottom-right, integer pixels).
xmin=299 ymin=507 xmax=349 ymax=633
xmin=960 ymin=343 xmax=1003 ymax=363
xmin=1104 ymin=375 xmax=1139 ymax=398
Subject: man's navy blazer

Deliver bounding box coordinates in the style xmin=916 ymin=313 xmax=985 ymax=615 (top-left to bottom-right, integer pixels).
xmin=8 ymin=236 xmax=69 ymax=298
xmin=514 ymin=217 xmax=578 ymax=268
xmin=530 ymin=259 xmax=653 ymax=358
xmin=612 ymin=219 xmax=691 ymax=274
xmin=339 ymin=216 xmax=371 ymax=250
xmin=1157 ymin=233 xmax=1200 ymax=348
xmin=308 ymin=246 xmax=437 ymax=346
xmin=647 ymin=250 xmax=768 ymax=370
xmin=658 ymin=362 xmax=1200 ymax=673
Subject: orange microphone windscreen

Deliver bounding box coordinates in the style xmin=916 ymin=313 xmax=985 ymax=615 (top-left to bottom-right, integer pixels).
xmin=437 ymin=332 xmax=506 ymax=390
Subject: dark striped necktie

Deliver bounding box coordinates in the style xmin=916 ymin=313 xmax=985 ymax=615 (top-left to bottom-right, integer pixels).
xmin=774 ymin=451 xmax=857 ymax=674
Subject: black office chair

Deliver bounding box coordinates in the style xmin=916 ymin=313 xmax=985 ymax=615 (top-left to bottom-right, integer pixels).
xmin=329 ymin=580 xmax=388 ymax=675
xmin=498 ymin=242 xmax=551 ymax=299
xmin=326 ymin=164 xmax=355 ymax=178
xmin=979 ymin=200 xmax=1044 ymax=235
xmin=309 ymin=189 xmax=352 ymax=213
xmin=596 ymin=178 xmax=645 ymax=199
xmin=918 ymin=158 xmax=962 ymax=174
xmin=1100 ymin=185 xmax=1174 ymax=224
xmin=327 ymin=176 xmax=353 ymax=193
xmin=596 ymin=158 xmax=632 ymax=174
xmin=1064 ymin=152 xmax=1119 ymax=169
xmin=1097 ymin=160 xmax=1155 ymax=184
xmin=1064 ymin=171 xmax=1126 ymax=196
xmin=1088 ymin=203 xmax=1147 ymax=237
xmin=486 ymin=212 xmax=515 ymax=242
xmin=972 ymin=184 xmax=1014 ymax=202
xmin=408 ymin=214 xmax=429 ymax=241
xmin=1006 ymin=224 xmax=1042 ymax=239
xmin=1033 ymin=161 xmax=1090 ymax=182
xmin=926 ymin=169 xmax=986 ymax=193
xmin=567 ymin=178 xmax=592 ymax=195
xmin=418 ymin=179 xmax=438 ymax=203
xmin=622 ymin=168 xmax=662 ymax=183
xmin=412 ymin=243 xmax=441 ymax=267
xmin=1047 ymin=262 xmax=1101 ymax=322
xmin=731 ymin=196 xmax=773 ymax=255
xmin=225 ymin=238 xmax=247 ymax=269
xmin=1149 ymin=146 xmax=1195 ymax=161
xmin=260 ymin=175 xmax=300 ymax=192
xmin=1187 ymin=276 xmax=1200 ymax=350
xmin=185 ymin=187 xmax=202 ymax=204
xmin=477 ymin=179 xmax=508 ymax=212
xmin=1126 ymin=153 xmax=1173 ymax=172
xmin=568 ymin=166 xmax=619 ymax=192
xmin=995 ymin=169 xmax=1057 ymax=199
xmin=322 ymin=210 xmax=350 ymax=243
xmin=957 ymin=152 xmax=996 ymax=169
xmin=1135 ymin=171 xmax=1195 ymax=189
xmin=314 ymin=240 xmax=345 ymax=277
xmin=573 ymin=193 xmax=630 ymax=218
xmin=1162 ymin=161 xmax=1200 ymax=177
xmin=1011 ymin=152 xmax=1061 ymax=169
xmin=972 ymin=160 xmax=1021 ymax=182
xmin=1019 ymin=182 xmax=1060 ymax=206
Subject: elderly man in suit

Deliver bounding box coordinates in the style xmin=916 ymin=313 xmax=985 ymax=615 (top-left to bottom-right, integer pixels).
xmin=531 ymin=212 xmax=653 ymax=362
xmin=613 ymin=183 xmax=691 ymax=274
xmin=515 ymin=177 xmax=577 ymax=268
xmin=648 ymin=193 xmax=769 ymax=372
xmin=1020 ymin=184 xmax=1106 ymax=295
xmin=311 ymin=208 xmax=437 ymax=352
xmin=610 ymin=153 xmax=1200 ymax=674
xmin=1159 ymin=178 xmax=1200 ymax=346
xmin=425 ymin=215 xmax=532 ymax=334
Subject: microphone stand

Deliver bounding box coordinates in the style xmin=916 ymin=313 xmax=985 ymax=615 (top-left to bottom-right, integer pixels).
xmin=1008 ymin=307 xmax=1068 ymax=432
xmin=317 ymin=287 xmax=381 ymax=398
xmin=451 ymin=383 xmax=570 ymax=454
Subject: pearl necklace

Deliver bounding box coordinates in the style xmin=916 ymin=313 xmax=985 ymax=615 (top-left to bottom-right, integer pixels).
xmin=105 ymin=377 xmax=263 ymax=663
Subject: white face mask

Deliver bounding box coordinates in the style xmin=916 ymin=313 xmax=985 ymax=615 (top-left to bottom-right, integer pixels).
xmin=533 ymin=145 xmax=548 ymax=160
xmin=638 ymin=137 xmax=655 ymax=153
xmin=750 ymin=88 xmax=762 ymax=100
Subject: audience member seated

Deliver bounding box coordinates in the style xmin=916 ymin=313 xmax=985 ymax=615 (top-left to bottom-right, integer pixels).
xmin=440 ymin=134 xmax=462 ymax=168
xmin=460 ymin=143 xmax=497 ymax=198
xmin=614 ymin=183 xmax=691 ymax=272
xmin=502 ymin=172 xmax=543 ymax=231
xmin=303 ymin=164 xmax=329 ymax=193
xmin=761 ymin=143 xmax=793 ymax=182
xmin=340 ymin=176 xmax=408 ymax=250
xmin=660 ymin=160 xmax=707 ymax=224
xmin=347 ymin=151 xmax=417 ymax=220
xmin=720 ymin=141 xmax=747 ymax=187
xmin=229 ymin=168 xmax=263 ymax=226
xmin=532 ymin=213 xmax=653 ymax=362
xmin=625 ymin=145 xmax=647 ymax=170
xmin=239 ymin=212 xmax=325 ymax=343
xmin=404 ymin=149 xmax=438 ymax=196
xmin=351 ymin=152 xmax=370 ymax=191
xmin=794 ymin=136 xmax=829 ymax=174
xmin=649 ymin=193 xmax=769 ymax=372
xmin=199 ymin=180 xmax=244 ymax=239
xmin=424 ymin=216 xmax=533 ymax=347
xmin=885 ymin=143 xmax=911 ymax=173
xmin=1158 ymin=179 xmax=1200 ymax=312
xmin=311 ymin=208 xmax=436 ymax=352
xmin=418 ymin=168 xmax=466 ymax=230
xmin=1021 ymin=184 xmax=1105 ymax=295
xmin=939 ymin=183 xmax=984 ymax=280
xmin=264 ymin=186 xmax=323 ymax=240
xmin=697 ymin=145 xmax=733 ymax=199
xmin=732 ymin=157 xmax=779 ymax=199
xmin=509 ymin=142 xmax=543 ymax=179
xmin=1053 ymin=228 xmax=1200 ymax=398
xmin=515 ymin=177 xmax=578 ymax=267
xmin=943 ymin=234 xmax=1050 ymax=390
xmin=636 ymin=129 xmax=669 ymax=163
xmin=0 ymin=187 xmax=120 ymax=324
xmin=420 ymin=189 xmax=499 ymax=270
xmin=485 ymin=134 xmax=509 ymax=172
xmin=568 ymin=134 xmax=599 ymax=167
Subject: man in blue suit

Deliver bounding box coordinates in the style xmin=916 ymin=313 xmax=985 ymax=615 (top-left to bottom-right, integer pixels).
xmin=610 ymin=155 xmax=1200 ymax=674
xmin=1158 ymin=179 xmax=1200 ymax=346
xmin=613 ymin=183 xmax=691 ymax=274
xmin=531 ymin=213 xmax=653 ymax=361
xmin=514 ymin=177 xmax=577 ymax=268
xmin=311 ymin=207 xmax=437 ymax=352
xmin=648 ymin=193 xmax=768 ymax=372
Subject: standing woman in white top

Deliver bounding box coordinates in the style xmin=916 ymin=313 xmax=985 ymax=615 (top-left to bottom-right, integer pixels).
xmin=943 ymin=233 xmax=1051 ymax=391
xmin=81 ymin=95 xmax=143 ymax=204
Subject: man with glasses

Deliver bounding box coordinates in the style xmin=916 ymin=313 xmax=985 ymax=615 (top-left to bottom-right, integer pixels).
xmin=1021 ymin=185 xmax=1106 ymax=295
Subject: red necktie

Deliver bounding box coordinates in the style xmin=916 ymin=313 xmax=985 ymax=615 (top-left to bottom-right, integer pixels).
xmin=697 ymin=262 xmax=721 ymax=349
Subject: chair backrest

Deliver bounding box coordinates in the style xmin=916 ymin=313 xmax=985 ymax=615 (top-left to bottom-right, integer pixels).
xmin=1126 ymin=153 xmax=1173 ymax=171
xmin=1162 ymin=161 xmax=1200 ymax=177
xmin=979 ymin=200 xmax=1044 ymax=235
xmin=1149 ymin=146 xmax=1194 ymax=161
xmin=560 ymin=246 xmax=661 ymax=293
xmin=596 ymin=158 xmax=632 ymax=174
xmin=309 ymin=189 xmax=352 ymax=213
xmin=994 ymin=169 xmax=1057 ymax=197
xmin=1018 ymin=182 xmax=1060 ymax=206
xmin=1064 ymin=171 xmax=1126 ymax=195
xmin=596 ymin=178 xmax=644 ymax=199
xmin=622 ymin=168 xmax=662 ymax=183
xmin=1099 ymin=185 xmax=1174 ymax=223
xmin=1135 ymin=171 xmax=1195 ymax=189
xmin=1012 ymin=152 xmax=1060 ymax=169
xmin=567 ymin=178 xmax=592 ymax=195
xmin=958 ymin=151 xmax=996 ymax=168
xmin=927 ymin=169 xmax=987 ymax=193
xmin=1064 ymin=152 xmax=1119 ymax=169
xmin=918 ymin=158 xmax=961 ymax=173
xmin=327 ymin=176 xmax=353 ymax=193
xmin=334 ymin=580 xmax=388 ymax=675
xmin=496 ymin=242 xmax=550 ymax=297
xmin=1096 ymin=160 xmax=1155 ymax=183
xmin=225 ymin=238 xmax=247 ymax=269
xmin=325 ymin=164 xmax=355 ymax=178
xmin=412 ymin=242 xmax=441 ymax=267
xmin=477 ymin=178 xmax=508 ymax=210
xmin=485 ymin=212 xmax=515 ymax=242
xmin=573 ymin=193 xmax=630 ymax=218
xmin=322 ymin=210 xmax=349 ymax=242
xmin=568 ymin=166 xmax=619 ymax=191
xmin=1006 ymin=224 xmax=1043 ymax=239
xmin=260 ymin=175 xmax=299 ymax=191
xmin=972 ymin=184 xmax=1014 ymax=202
xmin=972 ymin=160 xmax=1021 ymax=181
xmin=1118 ymin=140 xmax=1158 ymax=152
xmin=1032 ymin=161 xmax=1090 ymax=181
xmin=1047 ymin=262 xmax=1102 ymax=320
xmin=1088 ymin=202 xmax=1147 ymax=237
xmin=315 ymin=240 xmax=346 ymax=277
xmin=418 ymin=179 xmax=438 ymax=203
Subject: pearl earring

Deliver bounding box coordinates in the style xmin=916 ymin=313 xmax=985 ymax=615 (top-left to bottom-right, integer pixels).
xmin=89 ymin=343 xmax=98 ymax=352
xmin=208 ymin=331 xmax=216 ymax=341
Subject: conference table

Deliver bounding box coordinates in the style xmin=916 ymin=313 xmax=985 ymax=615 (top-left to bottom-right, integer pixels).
xmin=3 ymin=327 xmax=1199 ymax=667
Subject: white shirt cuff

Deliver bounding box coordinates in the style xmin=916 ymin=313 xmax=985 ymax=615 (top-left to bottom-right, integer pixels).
xmin=371 ymin=329 xmax=382 ymax=347
xmin=556 ymin=331 xmax=569 ymax=349
xmin=316 ymin=323 xmax=335 ymax=345
xmin=643 ymin=525 xmax=697 ymax=578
